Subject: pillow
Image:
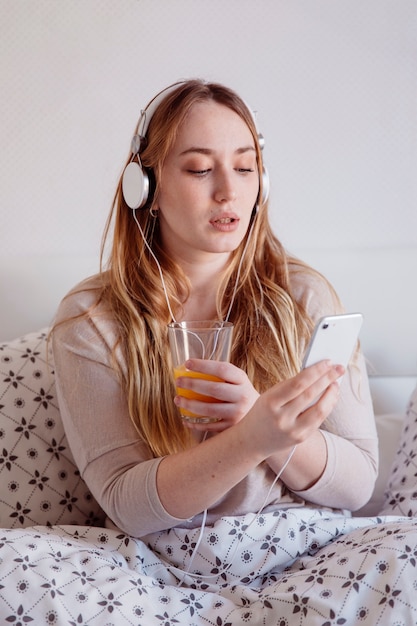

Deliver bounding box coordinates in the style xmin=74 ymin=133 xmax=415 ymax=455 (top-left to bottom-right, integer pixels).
xmin=377 ymin=382 xmax=417 ymax=517
xmin=353 ymin=412 xmax=404 ymax=517
xmin=0 ymin=329 xmax=106 ymax=528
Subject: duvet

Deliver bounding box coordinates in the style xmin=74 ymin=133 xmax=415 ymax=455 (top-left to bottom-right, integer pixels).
xmin=1 ymin=508 xmax=417 ymax=625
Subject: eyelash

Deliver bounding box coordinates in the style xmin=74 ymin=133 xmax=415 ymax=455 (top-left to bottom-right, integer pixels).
xmin=188 ymin=168 xmax=254 ymax=176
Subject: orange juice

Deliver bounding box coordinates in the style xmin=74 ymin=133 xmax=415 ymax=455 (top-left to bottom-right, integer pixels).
xmin=173 ymin=364 xmax=223 ymax=419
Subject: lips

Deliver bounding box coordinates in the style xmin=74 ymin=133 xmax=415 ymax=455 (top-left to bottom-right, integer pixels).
xmin=209 ymin=214 xmax=240 ymax=232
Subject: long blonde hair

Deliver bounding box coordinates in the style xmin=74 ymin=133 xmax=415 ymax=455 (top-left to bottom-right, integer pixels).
xmin=94 ymin=80 xmax=327 ymax=456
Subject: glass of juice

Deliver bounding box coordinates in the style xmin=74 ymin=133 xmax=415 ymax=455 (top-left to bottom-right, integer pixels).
xmin=167 ymin=320 xmax=234 ymax=423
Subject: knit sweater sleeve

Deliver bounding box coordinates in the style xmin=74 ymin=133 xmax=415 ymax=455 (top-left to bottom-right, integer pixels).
xmin=52 ymin=277 xmax=188 ymax=537
xmin=288 ymin=266 xmax=378 ymax=511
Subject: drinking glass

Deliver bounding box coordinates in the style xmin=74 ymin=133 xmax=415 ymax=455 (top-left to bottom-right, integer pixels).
xmin=168 ymin=320 xmax=233 ymax=423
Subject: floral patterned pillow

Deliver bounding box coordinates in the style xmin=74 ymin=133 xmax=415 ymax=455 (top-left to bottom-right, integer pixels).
xmin=0 ymin=329 xmax=106 ymax=528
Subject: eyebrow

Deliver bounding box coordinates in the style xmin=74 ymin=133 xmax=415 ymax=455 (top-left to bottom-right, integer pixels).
xmin=179 ymin=146 xmax=256 ymax=156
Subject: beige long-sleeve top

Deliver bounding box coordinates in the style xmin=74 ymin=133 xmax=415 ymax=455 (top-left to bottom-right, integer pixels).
xmin=52 ymin=268 xmax=378 ymax=538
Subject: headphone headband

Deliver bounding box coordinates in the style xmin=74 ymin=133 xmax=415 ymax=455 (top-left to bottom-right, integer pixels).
xmin=131 ymin=81 xmax=187 ymax=155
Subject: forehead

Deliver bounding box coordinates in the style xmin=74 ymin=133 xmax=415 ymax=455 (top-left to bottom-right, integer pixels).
xmin=173 ymin=100 xmax=255 ymax=151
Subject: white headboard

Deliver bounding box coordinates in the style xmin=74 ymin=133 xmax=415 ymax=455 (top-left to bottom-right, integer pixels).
xmin=1 ymin=247 xmax=416 ymax=414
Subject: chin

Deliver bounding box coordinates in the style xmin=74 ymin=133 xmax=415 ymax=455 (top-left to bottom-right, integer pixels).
xmin=209 ymin=242 xmax=242 ymax=256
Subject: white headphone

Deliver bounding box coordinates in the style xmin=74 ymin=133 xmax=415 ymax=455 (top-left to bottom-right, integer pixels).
xmin=122 ymin=81 xmax=270 ymax=211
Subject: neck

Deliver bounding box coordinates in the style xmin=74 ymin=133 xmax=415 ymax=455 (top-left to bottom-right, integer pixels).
xmin=181 ymin=297 xmax=218 ymax=322
xmin=180 ymin=255 xmax=229 ymax=322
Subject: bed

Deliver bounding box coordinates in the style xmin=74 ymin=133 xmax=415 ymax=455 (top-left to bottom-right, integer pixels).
xmin=1 ymin=248 xmax=416 ymax=624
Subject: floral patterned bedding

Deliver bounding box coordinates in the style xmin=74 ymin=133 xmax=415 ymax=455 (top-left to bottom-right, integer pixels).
xmin=1 ymin=509 xmax=417 ymax=624
xmin=2 ymin=331 xmax=417 ymax=624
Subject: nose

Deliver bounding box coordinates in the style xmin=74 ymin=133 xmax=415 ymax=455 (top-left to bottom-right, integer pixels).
xmin=214 ymin=169 xmax=237 ymax=203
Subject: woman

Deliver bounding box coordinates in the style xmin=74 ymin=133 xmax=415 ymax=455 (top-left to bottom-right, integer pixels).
xmin=51 ymin=79 xmax=377 ymax=540
xmin=5 ymin=78 xmax=417 ymax=625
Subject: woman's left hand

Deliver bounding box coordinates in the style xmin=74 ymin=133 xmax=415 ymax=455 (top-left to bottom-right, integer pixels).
xmin=174 ymin=359 xmax=259 ymax=432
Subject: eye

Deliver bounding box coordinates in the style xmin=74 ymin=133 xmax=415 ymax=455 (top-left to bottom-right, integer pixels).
xmin=188 ymin=169 xmax=211 ymax=176
xmin=235 ymin=158 xmax=257 ymax=174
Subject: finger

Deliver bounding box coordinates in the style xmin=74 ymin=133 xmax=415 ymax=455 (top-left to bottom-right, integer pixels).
xmin=303 ymin=360 xmax=345 ymax=381
xmin=298 ymin=381 xmax=341 ymax=425
xmin=174 ymin=394 xmax=229 ymax=422
xmin=295 ymin=364 xmax=345 ymax=413
xmin=258 ymin=363 xmax=344 ymax=431
xmin=184 ymin=359 xmax=243 ymax=384
xmin=265 ymin=360 xmax=339 ymax=411
xmin=175 ymin=376 xmax=235 ymax=403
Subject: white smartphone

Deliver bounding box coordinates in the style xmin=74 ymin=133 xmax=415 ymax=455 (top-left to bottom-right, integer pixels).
xmin=302 ymin=313 xmax=363 ymax=376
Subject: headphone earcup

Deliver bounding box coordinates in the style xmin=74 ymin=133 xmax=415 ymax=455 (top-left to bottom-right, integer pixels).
xmin=122 ymin=161 xmax=150 ymax=210
xmin=261 ymin=165 xmax=270 ymax=205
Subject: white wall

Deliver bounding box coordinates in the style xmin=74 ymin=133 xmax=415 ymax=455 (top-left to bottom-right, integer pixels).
xmin=1 ymin=1 xmax=416 ymax=371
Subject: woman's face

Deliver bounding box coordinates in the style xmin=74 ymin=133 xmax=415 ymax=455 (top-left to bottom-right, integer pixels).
xmin=157 ymin=101 xmax=260 ymax=266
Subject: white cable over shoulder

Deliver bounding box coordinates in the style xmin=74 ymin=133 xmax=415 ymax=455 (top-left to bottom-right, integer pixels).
xmin=132 ymin=209 xmax=177 ymax=322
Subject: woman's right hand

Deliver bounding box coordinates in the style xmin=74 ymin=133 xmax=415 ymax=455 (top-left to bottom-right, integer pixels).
xmin=241 ymin=360 xmax=344 ymax=459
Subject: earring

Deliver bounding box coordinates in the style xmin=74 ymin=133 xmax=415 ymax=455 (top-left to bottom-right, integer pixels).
xmin=149 ymin=207 xmax=158 ymax=218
